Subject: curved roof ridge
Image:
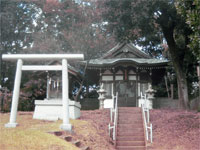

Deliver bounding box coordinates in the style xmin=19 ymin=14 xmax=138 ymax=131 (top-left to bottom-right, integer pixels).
xmin=102 ymin=42 xmax=151 ymax=59
xmin=126 ymin=43 xmax=151 ymax=58
xmin=101 ymin=43 xmax=126 ymax=59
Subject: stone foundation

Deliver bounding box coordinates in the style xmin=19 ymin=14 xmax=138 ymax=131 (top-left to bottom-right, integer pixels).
xmin=33 ymin=99 xmax=81 ymax=121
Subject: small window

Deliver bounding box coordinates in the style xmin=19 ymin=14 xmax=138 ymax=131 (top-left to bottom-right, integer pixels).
xmin=128 ymin=75 xmax=136 ymax=80
xmin=102 ymin=76 xmax=113 ymax=81
xmin=115 ymin=69 xmax=123 ymax=80
xmin=116 ymin=75 xmax=123 ymax=80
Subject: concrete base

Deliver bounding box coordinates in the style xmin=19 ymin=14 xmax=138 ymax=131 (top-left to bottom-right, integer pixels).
xmin=104 ymin=99 xmax=114 ymax=108
xmin=5 ymin=123 xmax=18 ymax=128
xmin=60 ymin=123 xmax=72 ymax=132
xmin=33 ymin=99 xmax=81 ymax=121
xmin=138 ymin=98 xmax=153 ymax=109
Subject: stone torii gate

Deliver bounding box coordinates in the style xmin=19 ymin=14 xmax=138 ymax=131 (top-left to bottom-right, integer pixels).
xmin=2 ymin=54 xmax=84 ymax=131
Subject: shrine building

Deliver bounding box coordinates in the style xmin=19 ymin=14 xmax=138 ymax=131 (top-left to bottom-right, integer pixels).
xmin=82 ymin=43 xmax=168 ymax=108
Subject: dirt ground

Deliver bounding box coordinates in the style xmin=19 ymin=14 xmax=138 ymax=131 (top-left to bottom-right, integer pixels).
xmin=0 ymin=109 xmax=199 ymax=150
xmin=70 ymin=109 xmax=115 ymax=150
xmin=76 ymin=109 xmax=200 ymax=150
xmin=147 ymin=109 xmax=200 ymax=150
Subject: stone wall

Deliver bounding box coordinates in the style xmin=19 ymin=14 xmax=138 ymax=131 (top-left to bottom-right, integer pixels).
xmin=80 ymin=98 xmax=99 ymax=110
xmin=190 ymin=96 xmax=200 ymax=110
xmin=153 ymin=97 xmax=179 ymax=109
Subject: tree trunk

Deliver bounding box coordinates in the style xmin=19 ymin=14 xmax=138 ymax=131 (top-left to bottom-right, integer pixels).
xmin=168 ymin=49 xmax=190 ymax=109
xmin=176 ymin=69 xmax=189 ymax=109
xmin=162 ymin=27 xmax=189 ymax=109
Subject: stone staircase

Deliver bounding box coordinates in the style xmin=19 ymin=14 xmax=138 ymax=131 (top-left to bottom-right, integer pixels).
xmin=50 ymin=131 xmax=90 ymax=150
xmin=116 ymin=107 xmax=146 ymax=150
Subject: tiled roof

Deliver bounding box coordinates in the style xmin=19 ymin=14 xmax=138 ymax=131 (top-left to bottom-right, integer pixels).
xmin=82 ymin=58 xmax=168 ymax=67
xmin=81 ymin=42 xmax=168 ymax=69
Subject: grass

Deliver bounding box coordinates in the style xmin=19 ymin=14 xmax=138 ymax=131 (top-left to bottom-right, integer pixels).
xmin=0 ymin=112 xmax=84 ymax=150
xmin=0 ymin=111 xmax=115 ymax=150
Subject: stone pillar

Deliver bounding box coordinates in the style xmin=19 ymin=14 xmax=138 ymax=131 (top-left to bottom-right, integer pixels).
xmin=60 ymin=59 xmax=72 ymax=131
xmin=5 ymin=59 xmax=23 ymax=128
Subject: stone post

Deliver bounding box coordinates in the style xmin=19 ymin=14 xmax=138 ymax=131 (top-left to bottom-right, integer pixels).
xmin=5 ymin=59 xmax=23 ymax=128
xmin=60 ymin=59 xmax=72 ymax=131
xmin=97 ymin=84 xmax=106 ymax=109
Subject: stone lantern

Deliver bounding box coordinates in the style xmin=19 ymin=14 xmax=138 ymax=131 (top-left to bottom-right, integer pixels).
xmin=145 ymin=84 xmax=156 ymax=109
xmin=97 ymin=84 xmax=106 ymax=109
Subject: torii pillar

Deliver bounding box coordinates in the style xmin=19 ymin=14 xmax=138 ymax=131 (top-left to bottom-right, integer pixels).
xmin=5 ymin=59 xmax=23 ymax=127
xmin=60 ymin=59 xmax=71 ymax=130
xmin=3 ymin=54 xmax=84 ymax=131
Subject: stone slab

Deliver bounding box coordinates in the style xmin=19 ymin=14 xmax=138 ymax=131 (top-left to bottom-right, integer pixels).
xmin=5 ymin=123 xmax=18 ymax=128
xmin=33 ymin=99 xmax=81 ymax=121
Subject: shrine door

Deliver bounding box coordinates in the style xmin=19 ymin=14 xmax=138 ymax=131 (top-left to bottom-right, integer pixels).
xmin=116 ymin=81 xmax=136 ymax=107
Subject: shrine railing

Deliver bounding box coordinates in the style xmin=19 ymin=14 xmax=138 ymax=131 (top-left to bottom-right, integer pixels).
xmin=108 ymin=92 xmax=118 ymax=141
xmin=141 ymin=94 xmax=153 ymax=143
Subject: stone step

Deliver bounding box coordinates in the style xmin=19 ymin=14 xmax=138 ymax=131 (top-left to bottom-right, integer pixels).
xmin=118 ymin=120 xmax=143 ymax=124
xmin=118 ymin=108 xmax=141 ymax=111
xmin=118 ymin=118 xmax=143 ymax=122
xmin=116 ymin=146 xmax=146 ymax=150
xmin=117 ymin=131 xmax=144 ymax=136
xmin=116 ymin=107 xmax=146 ymax=150
xmin=118 ymin=110 xmax=141 ymax=113
xmin=117 ymin=127 xmax=143 ymax=132
xmin=64 ymin=136 xmax=72 ymax=142
xmin=118 ymin=108 xmax=141 ymax=110
xmin=118 ymin=124 xmax=144 ymax=128
xmin=118 ymin=107 xmax=141 ymax=110
xmin=72 ymin=140 xmax=81 ymax=147
xmin=54 ymin=131 xmax=63 ymax=136
xmin=118 ymin=114 xmax=142 ymax=117
xmin=118 ymin=114 xmax=143 ymax=119
xmin=51 ymin=131 xmax=90 ymax=150
xmin=118 ymin=116 xmax=142 ymax=120
xmin=118 ymin=113 xmax=141 ymax=116
xmin=117 ymin=135 xmax=145 ymax=141
xmin=117 ymin=141 xmax=145 ymax=146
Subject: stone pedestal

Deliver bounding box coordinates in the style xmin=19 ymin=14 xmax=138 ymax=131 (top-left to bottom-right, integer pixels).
xmin=99 ymin=99 xmax=104 ymax=109
xmin=33 ymin=99 xmax=81 ymax=121
xmin=5 ymin=123 xmax=18 ymax=128
xmin=60 ymin=124 xmax=72 ymax=132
